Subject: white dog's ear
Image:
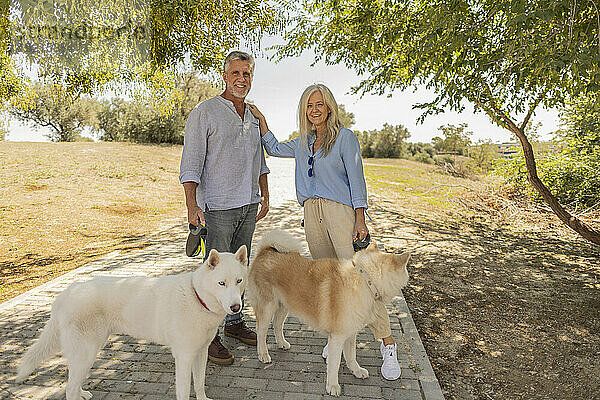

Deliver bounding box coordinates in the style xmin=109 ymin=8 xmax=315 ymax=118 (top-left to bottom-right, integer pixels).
xmin=206 ymin=249 xmax=220 ymax=270
xmin=396 ymin=252 xmax=410 ymax=267
xmin=234 ymin=245 xmax=248 ymax=266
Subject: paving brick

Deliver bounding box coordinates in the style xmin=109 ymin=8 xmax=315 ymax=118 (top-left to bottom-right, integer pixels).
xmin=343 ymin=383 xmax=383 ymax=398
xmin=383 ymin=387 xmax=424 ymax=400
xmin=130 ymin=381 xmax=170 ymax=395
xmin=246 ymin=389 xmax=284 ymax=399
xmin=284 ymin=392 xmax=323 ymax=400
xmin=265 ymin=379 xmax=304 ymax=392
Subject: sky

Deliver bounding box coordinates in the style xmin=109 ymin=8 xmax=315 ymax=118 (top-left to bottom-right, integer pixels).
xmin=4 ymin=37 xmax=562 ymax=143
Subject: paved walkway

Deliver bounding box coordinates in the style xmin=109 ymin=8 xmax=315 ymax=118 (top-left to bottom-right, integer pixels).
xmin=0 ymin=203 xmax=443 ymax=400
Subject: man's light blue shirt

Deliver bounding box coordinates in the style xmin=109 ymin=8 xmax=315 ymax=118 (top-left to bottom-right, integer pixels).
xmin=261 ymin=128 xmax=368 ymax=209
xmin=179 ymin=96 xmax=270 ymax=211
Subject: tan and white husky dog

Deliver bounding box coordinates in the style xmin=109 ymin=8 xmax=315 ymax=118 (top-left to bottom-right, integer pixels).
xmin=247 ymin=230 xmax=410 ymax=396
xmin=17 ymin=246 xmax=249 ymax=400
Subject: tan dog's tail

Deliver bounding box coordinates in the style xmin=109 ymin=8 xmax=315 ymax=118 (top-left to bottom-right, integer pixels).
xmin=256 ymin=230 xmax=303 ymax=254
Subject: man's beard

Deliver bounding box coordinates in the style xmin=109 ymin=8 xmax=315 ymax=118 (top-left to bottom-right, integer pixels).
xmin=229 ymin=86 xmax=249 ymax=99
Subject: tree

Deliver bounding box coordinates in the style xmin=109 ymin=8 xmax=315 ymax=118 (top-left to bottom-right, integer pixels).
xmin=7 ymin=0 xmax=284 ymax=84
xmin=0 ymin=117 xmax=7 ymax=140
xmin=96 ymin=73 xmax=218 ymax=143
xmin=97 ymin=97 xmax=184 ymax=143
xmin=9 ymin=81 xmax=100 ymax=141
xmin=357 ymin=123 xmax=410 ymax=158
xmin=278 ymin=0 xmax=600 ymax=244
xmin=559 ymin=93 xmax=600 ymax=156
xmin=432 ymin=123 xmax=473 ymax=155
xmin=1 ymin=0 xmax=21 ymax=107
xmin=469 ymin=139 xmax=500 ymax=173
xmin=177 ymin=73 xmax=220 ymax=119
xmin=338 ymin=104 xmax=355 ymax=129
xmin=370 ymin=123 xmax=410 ymax=158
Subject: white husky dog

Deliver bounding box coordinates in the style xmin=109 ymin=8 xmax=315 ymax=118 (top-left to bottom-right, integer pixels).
xmin=247 ymin=230 xmax=410 ymax=396
xmin=16 ymin=246 xmax=248 ymax=400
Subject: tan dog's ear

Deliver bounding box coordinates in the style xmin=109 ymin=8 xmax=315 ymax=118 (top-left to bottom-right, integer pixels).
xmin=396 ymin=252 xmax=410 ymax=267
xmin=367 ymin=242 xmax=378 ymax=251
xmin=206 ymin=249 xmax=220 ymax=270
xmin=234 ymin=245 xmax=248 ymax=266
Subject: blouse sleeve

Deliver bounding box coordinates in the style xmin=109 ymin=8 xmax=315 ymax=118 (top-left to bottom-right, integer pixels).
xmin=261 ymin=131 xmax=298 ymax=158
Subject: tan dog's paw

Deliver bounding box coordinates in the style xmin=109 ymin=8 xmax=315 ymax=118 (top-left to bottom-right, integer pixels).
xmin=277 ymin=339 xmax=291 ymax=350
xmin=326 ymin=382 xmax=342 ymax=396
xmin=351 ymin=366 xmax=369 ymax=379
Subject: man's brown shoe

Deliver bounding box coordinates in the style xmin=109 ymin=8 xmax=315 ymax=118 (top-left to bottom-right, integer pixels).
xmin=208 ymin=335 xmax=234 ymax=365
xmin=224 ymin=321 xmax=257 ymax=346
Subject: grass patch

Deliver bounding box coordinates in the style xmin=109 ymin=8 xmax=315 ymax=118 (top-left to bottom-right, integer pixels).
xmin=0 ymin=141 xmax=185 ymax=302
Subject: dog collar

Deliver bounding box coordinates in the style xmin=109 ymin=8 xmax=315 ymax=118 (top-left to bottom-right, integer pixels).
xmin=193 ymin=288 xmax=212 ymax=312
xmin=353 ymin=262 xmax=381 ymax=300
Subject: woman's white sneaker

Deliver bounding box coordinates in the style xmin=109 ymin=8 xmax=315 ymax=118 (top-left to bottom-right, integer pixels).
xmin=380 ymin=342 xmax=401 ymax=380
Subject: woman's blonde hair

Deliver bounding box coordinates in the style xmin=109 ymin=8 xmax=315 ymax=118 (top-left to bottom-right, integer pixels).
xmin=297 ymin=84 xmax=343 ymax=157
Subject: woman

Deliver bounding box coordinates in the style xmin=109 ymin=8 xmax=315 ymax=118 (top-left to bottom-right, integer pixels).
xmin=248 ymin=83 xmax=401 ymax=381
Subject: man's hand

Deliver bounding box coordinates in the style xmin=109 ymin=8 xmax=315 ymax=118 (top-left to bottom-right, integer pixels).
xmin=188 ymin=205 xmax=205 ymax=226
xmin=255 ymin=195 xmax=269 ymax=222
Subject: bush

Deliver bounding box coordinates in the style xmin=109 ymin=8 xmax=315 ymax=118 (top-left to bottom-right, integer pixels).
xmin=495 ymin=94 xmax=600 ymax=209
xmin=97 ymin=98 xmax=185 ymax=144
xmin=494 ymin=146 xmax=600 ymax=209
xmin=356 ymin=126 xmax=436 ymax=164
xmin=468 ymin=140 xmax=500 ymax=173
xmin=413 ymin=151 xmax=434 ymax=164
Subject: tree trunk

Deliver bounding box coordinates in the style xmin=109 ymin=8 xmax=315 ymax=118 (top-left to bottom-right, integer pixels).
xmin=510 ymin=125 xmax=600 ymax=245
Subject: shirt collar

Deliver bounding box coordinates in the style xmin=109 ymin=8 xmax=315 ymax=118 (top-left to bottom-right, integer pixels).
xmin=215 ymin=95 xmax=251 ymax=119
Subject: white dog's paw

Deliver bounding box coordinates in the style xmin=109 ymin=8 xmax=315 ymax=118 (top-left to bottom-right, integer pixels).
xmin=351 ymin=366 xmax=369 ymax=379
xmin=258 ymin=350 xmax=272 ymax=363
xmin=277 ymin=339 xmax=291 ymax=350
xmin=326 ymin=383 xmax=342 ymax=396
xmin=80 ymin=390 xmax=93 ymax=400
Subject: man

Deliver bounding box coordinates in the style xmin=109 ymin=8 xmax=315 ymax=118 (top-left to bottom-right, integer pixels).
xmin=179 ymin=51 xmax=269 ymax=365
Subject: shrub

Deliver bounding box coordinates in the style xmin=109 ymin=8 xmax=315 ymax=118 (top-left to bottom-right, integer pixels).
xmin=494 ymin=146 xmax=600 ymax=209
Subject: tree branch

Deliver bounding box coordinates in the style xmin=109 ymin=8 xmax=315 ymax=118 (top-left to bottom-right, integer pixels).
xmin=520 ymin=91 xmax=547 ymax=132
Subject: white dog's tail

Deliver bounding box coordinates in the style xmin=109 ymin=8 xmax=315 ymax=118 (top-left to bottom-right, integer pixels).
xmin=256 ymin=230 xmax=303 ymax=254
xmin=16 ymin=314 xmax=60 ymax=382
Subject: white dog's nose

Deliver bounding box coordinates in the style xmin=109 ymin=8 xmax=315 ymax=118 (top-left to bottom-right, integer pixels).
xmin=230 ymin=304 xmax=241 ymax=313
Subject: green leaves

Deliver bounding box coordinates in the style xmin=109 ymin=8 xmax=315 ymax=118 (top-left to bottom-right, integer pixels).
xmin=278 ymin=0 xmax=600 ymax=123
xmin=7 ymin=0 xmax=285 ymax=87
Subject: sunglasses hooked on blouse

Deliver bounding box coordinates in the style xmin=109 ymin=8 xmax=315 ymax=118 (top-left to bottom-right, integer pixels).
xmin=308 ymin=155 xmax=314 ymax=177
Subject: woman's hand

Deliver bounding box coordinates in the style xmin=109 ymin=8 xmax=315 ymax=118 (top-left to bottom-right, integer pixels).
xmin=353 ymin=208 xmax=369 ymax=240
xmin=247 ymin=104 xmax=264 ymax=120
xmin=247 ymin=104 xmax=269 ymax=136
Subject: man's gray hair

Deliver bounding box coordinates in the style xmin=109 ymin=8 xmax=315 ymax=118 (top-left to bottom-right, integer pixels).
xmin=223 ymin=51 xmax=255 ymax=74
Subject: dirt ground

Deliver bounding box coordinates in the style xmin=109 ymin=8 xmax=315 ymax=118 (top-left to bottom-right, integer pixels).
xmin=0 ymin=142 xmax=185 ymax=300
xmin=364 ymin=159 xmax=600 ymax=400
xmin=1 ymin=143 xmax=599 ymax=399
